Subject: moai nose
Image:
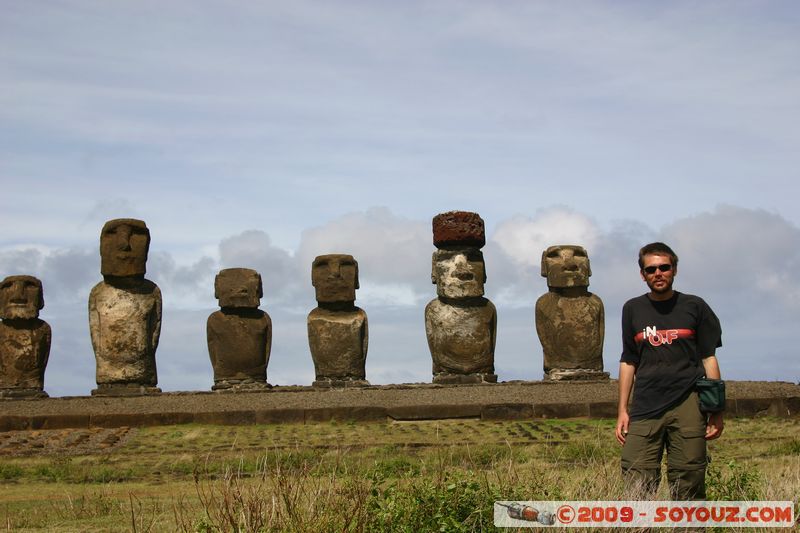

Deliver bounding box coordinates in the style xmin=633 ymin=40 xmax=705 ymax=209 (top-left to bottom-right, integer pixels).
xmin=118 ymin=226 xmax=133 ymax=251
xmin=10 ymin=281 xmax=26 ymax=302
xmin=328 ymin=262 xmax=342 ymax=278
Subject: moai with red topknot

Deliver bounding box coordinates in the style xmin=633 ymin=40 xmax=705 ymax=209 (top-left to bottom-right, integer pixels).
xmin=425 ymin=211 xmax=497 ymax=384
xmin=207 ymin=268 xmax=272 ymax=390
xmin=89 ymin=219 xmax=162 ymax=396
xmin=535 ymin=245 xmax=608 ymax=380
xmin=0 ymin=275 xmax=51 ymax=398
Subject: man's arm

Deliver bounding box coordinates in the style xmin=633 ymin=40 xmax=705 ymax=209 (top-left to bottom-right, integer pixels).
xmin=616 ymin=362 xmax=636 ymax=445
xmin=702 ymin=355 xmax=724 ymax=440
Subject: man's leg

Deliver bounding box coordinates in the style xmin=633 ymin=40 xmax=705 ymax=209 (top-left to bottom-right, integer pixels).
xmin=621 ymin=417 xmax=665 ymax=498
xmin=665 ymin=392 xmax=708 ymax=500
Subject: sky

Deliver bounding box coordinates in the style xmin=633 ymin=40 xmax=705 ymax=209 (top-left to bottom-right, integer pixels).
xmin=1 ymin=1 xmax=799 ymax=396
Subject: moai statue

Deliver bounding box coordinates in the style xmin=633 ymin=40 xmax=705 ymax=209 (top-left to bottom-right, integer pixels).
xmin=307 ymin=254 xmax=369 ymax=387
xmin=207 ymin=268 xmax=272 ymax=390
xmin=0 ymin=276 xmax=51 ymax=398
xmin=89 ymin=218 xmax=162 ymax=396
xmin=425 ymin=211 xmax=497 ymax=384
xmin=535 ymin=245 xmax=608 ymax=381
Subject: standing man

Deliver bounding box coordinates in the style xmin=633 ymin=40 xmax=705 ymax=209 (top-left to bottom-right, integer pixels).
xmin=615 ymin=242 xmax=724 ymax=500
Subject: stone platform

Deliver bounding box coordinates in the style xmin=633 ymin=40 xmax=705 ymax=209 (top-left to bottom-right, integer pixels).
xmin=1 ymin=380 xmax=798 ymax=431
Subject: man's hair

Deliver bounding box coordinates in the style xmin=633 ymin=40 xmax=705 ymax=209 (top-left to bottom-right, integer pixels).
xmin=638 ymin=242 xmax=679 ymax=270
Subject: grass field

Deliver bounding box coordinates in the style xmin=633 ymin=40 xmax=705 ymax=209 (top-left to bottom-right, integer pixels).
xmin=1 ymin=417 xmax=798 ymax=531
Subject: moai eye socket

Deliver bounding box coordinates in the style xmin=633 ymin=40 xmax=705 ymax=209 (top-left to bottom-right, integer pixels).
xmin=547 ymin=249 xmax=561 ymax=258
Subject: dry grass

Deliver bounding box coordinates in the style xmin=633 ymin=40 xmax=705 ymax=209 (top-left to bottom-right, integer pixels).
xmin=0 ymin=417 xmax=798 ymax=531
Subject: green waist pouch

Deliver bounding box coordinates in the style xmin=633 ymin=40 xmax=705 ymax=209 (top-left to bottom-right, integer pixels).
xmin=696 ymin=378 xmax=726 ymax=413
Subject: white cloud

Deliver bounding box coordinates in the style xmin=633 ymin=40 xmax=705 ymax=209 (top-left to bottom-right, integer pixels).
xmin=297 ymin=207 xmax=431 ymax=300
xmin=491 ymin=207 xmax=601 ymax=269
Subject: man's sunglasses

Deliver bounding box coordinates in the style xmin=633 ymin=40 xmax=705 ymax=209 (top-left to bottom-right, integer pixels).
xmin=643 ymin=264 xmax=672 ymax=274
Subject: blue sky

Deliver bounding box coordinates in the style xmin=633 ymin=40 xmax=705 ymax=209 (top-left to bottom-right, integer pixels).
xmin=1 ymin=1 xmax=799 ymax=395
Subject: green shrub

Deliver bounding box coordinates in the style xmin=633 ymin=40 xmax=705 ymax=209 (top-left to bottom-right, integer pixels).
xmin=706 ymin=459 xmax=763 ymax=501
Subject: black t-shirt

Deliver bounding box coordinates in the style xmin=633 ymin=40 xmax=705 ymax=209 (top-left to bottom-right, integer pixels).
xmin=620 ymin=291 xmax=722 ymax=420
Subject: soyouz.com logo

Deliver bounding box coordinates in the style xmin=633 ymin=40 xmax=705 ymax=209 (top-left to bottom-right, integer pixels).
xmin=494 ymin=501 xmax=795 ymax=528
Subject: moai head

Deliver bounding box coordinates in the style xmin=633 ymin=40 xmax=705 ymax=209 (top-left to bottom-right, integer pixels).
xmin=100 ymin=218 xmax=151 ymax=277
xmin=431 ymin=249 xmax=486 ymax=298
xmin=541 ymin=245 xmax=591 ymax=288
xmin=312 ymin=254 xmax=359 ymax=304
xmin=431 ymin=210 xmax=486 ymax=299
xmin=215 ymin=268 xmax=262 ymax=308
xmin=0 ymin=275 xmax=44 ymax=320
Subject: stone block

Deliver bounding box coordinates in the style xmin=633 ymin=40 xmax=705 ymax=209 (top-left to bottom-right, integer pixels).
xmin=304 ymin=406 xmax=387 ymax=422
xmin=481 ymin=403 xmax=534 ymax=420
xmin=533 ymin=402 xmax=589 ymax=418
xmin=387 ymin=404 xmax=481 ymax=420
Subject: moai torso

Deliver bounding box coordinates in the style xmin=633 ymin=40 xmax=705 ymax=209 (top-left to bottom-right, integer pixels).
xmin=89 ymin=219 xmax=162 ymax=393
xmin=308 ymin=306 xmax=368 ymax=380
xmin=535 ymin=291 xmax=604 ymax=371
xmin=90 ymin=279 xmax=161 ymax=385
xmin=425 ymin=211 xmax=497 ymax=384
xmin=0 ymin=275 xmax=51 ymax=396
xmin=535 ymin=245 xmax=607 ymax=380
xmin=307 ymin=254 xmax=369 ymax=386
xmin=207 ymin=268 xmax=271 ymax=390
xmin=425 ymin=298 xmax=496 ymax=375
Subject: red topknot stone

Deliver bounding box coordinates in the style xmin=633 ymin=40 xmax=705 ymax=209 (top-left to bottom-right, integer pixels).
xmin=432 ymin=211 xmax=485 ymax=248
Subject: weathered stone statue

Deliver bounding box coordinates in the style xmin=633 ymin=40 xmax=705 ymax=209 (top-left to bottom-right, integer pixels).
xmin=89 ymin=218 xmax=162 ymax=396
xmin=0 ymin=276 xmax=51 ymax=398
xmin=425 ymin=211 xmax=497 ymax=384
xmin=207 ymin=268 xmax=272 ymax=390
xmin=307 ymin=254 xmax=369 ymax=387
xmin=535 ymin=244 xmax=608 ymax=381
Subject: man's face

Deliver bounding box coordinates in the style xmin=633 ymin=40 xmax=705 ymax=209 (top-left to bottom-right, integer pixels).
xmin=312 ymin=254 xmax=358 ymax=303
xmin=216 ymin=269 xmax=262 ymax=308
xmin=431 ymin=249 xmax=486 ymax=298
xmin=0 ymin=276 xmax=43 ymax=320
xmin=542 ymin=245 xmax=590 ymax=288
xmin=100 ymin=221 xmax=150 ymax=277
xmin=640 ymin=253 xmax=676 ymax=295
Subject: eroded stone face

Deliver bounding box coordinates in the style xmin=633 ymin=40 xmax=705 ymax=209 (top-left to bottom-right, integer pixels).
xmin=0 ymin=275 xmax=43 ymax=320
xmin=431 ymin=249 xmax=486 ymax=299
xmin=215 ymin=268 xmax=262 ymax=308
xmin=541 ymin=245 xmax=591 ymax=288
xmin=312 ymin=254 xmax=358 ymax=304
xmin=100 ymin=219 xmax=150 ymax=278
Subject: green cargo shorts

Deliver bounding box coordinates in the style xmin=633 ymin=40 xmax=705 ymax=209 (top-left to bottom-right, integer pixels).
xmin=621 ymin=392 xmax=708 ymax=500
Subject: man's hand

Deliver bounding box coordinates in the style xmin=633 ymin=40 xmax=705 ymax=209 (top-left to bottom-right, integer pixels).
xmin=705 ymin=412 xmax=724 ymax=440
xmin=615 ymin=412 xmax=629 ymax=445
